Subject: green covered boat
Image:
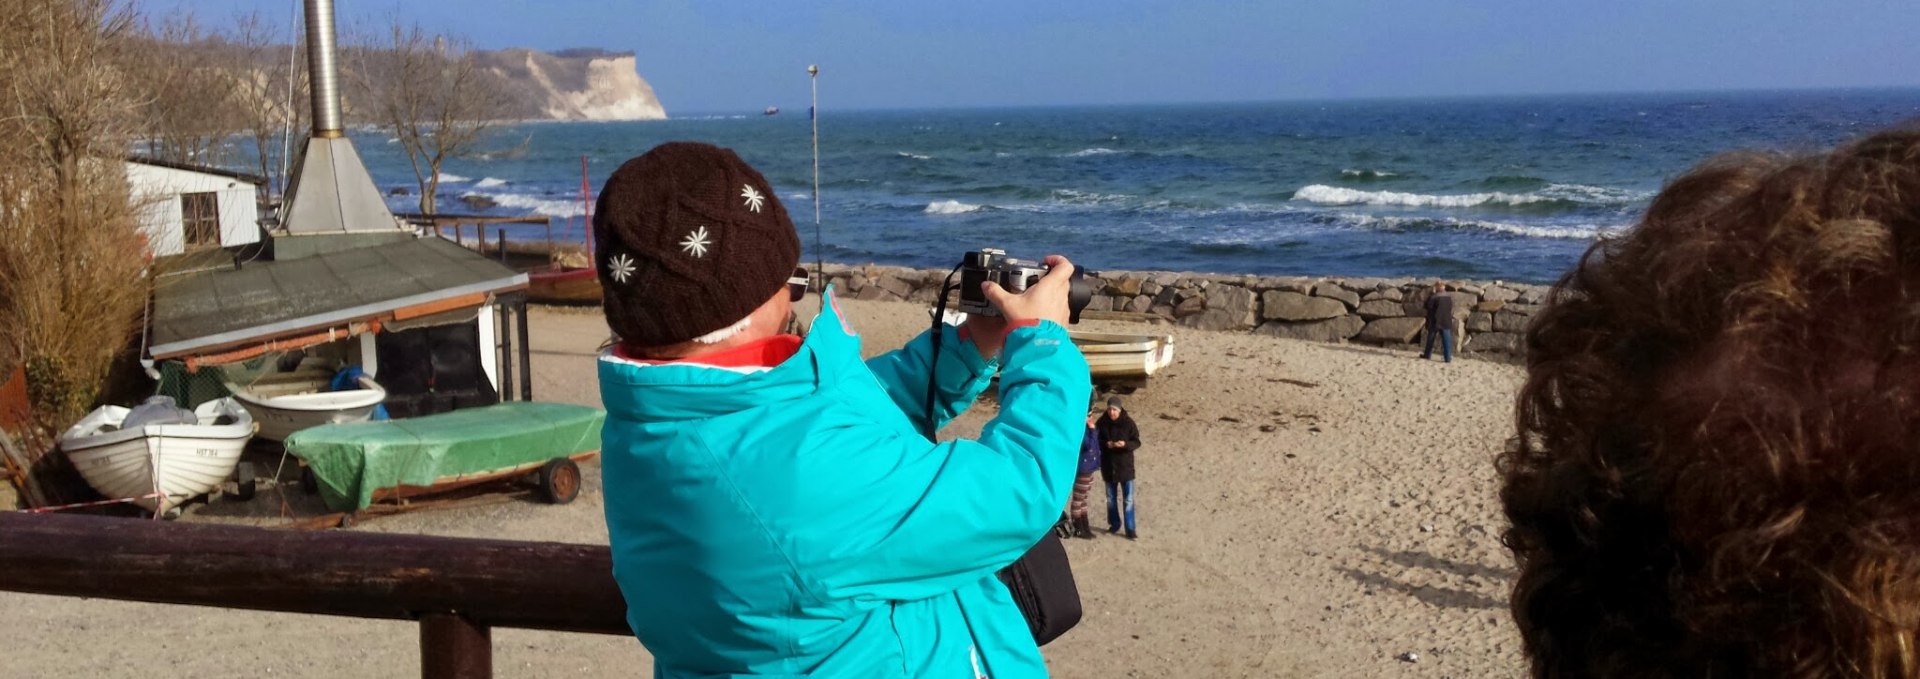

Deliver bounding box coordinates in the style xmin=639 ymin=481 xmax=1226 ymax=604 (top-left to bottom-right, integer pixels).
xmin=285 ymin=402 xmax=604 ymax=512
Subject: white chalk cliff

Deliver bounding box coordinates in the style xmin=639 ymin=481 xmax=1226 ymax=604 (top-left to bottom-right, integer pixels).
xmin=476 ymin=48 xmax=667 ymax=121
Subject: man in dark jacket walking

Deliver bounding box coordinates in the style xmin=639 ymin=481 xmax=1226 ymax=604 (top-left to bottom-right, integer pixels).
xmin=1421 ymin=281 xmax=1455 ymax=363
xmin=1096 ymin=396 xmax=1143 ymax=540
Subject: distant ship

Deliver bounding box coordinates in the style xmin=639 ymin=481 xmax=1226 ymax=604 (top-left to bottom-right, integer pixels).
xmin=764 ymin=106 xmax=780 ymax=116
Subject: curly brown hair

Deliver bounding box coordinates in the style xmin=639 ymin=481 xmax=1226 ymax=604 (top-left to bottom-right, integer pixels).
xmin=1500 ymin=125 xmax=1920 ymax=678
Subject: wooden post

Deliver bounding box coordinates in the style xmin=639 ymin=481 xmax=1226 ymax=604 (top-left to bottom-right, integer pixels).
xmin=497 ymin=228 xmax=507 ymax=263
xmin=421 ymin=614 xmax=492 ymax=679
xmin=516 ymin=298 xmax=532 ymax=401
xmin=454 ymin=223 xmax=464 ymax=246
xmin=496 ymin=301 xmax=513 ymax=402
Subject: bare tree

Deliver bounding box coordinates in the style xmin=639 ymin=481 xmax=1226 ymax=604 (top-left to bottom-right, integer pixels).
xmin=228 ymin=9 xmax=307 ymax=198
xmin=124 ymin=12 xmax=245 ymax=166
xmin=0 ymin=0 xmax=152 ymax=475
xmin=351 ymin=20 xmax=511 ymax=215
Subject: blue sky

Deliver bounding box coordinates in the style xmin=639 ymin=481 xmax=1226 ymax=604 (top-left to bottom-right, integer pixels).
xmin=155 ymin=0 xmax=1920 ymax=113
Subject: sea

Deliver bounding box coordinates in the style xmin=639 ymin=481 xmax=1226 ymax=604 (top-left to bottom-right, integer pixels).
xmin=345 ymin=89 xmax=1920 ymax=284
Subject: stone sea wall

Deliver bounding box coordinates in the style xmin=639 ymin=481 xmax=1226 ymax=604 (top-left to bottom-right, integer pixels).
xmin=818 ymin=264 xmax=1554 ymax=356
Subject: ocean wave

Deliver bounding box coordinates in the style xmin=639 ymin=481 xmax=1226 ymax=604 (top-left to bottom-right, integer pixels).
xmin=1340 ymin=169 xmax=1398 ymax=180
xmin=787 ymin=192 xmax=810 ymax=200
xmin=1334 ymin=213 xmax=1621 ymax=240
xmin=1051 ymin=188 xmax=1132 ymax=204
xmin=897 ymin=151 xmax=932 ymax=160
xmin=1537 ymin=183 xmax=1654 ymax=203
xmin=1063 ymin=147 xmax=1120 ymax=158
xmin=924 ymin=200 xmax=983 ymax=215
xmin=473 ymin=192 xmax=585 ymax=218
xmin=1294 ymin=182 xmax=1649 ymax=209
xmin=474 ymin=177 xmax=507 ymax=188
xmin=1292 ymin=184 xmax=1557 ymax=208
xmin=437 ymin=173 xmax=469 ymax=183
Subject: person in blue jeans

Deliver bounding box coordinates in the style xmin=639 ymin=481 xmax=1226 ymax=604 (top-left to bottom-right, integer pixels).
xmin=1095 ymin=396 xmax=1142 ymax=540
xmin=1421 ymin=281 xmax=1455 ymax=363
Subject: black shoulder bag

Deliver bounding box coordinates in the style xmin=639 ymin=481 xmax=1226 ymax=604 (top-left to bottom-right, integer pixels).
xmin=922 ymin=266 xmax=1083 ymax=646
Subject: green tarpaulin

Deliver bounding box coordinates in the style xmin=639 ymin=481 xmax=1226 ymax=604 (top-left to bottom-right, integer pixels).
xmin=286 ymin=402 xmax=604 ymax=512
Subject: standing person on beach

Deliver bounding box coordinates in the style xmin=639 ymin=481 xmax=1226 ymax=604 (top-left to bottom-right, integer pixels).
xmin=1097 ymin=396 xmax=1143 ymax=540
xmin=1064 ymin=411 xmax=1102 ymax=539
xmin=593 ymin=142 xmax=1092 ymax=678
xmin=1420 ymin=281 xmax=1454 ymax=362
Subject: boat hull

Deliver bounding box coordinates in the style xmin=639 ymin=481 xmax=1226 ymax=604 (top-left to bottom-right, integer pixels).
xmin=230 ymin=377 xmax=386 ymax=441
xmin=1071 ymin=330 xmax=1176 ymax=383
xmin=58 ymin=398 xmax=255 ymax=512
xmin=528 ymin=267 xmax=601 ymax=304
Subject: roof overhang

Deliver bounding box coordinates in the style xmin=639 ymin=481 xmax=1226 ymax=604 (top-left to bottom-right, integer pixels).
xmin=150 ymin=237 xmax=529 ymax=361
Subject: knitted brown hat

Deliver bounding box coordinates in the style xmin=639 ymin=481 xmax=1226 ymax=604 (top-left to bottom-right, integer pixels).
xmin=594 ymin=142 xmax=801 ymax=347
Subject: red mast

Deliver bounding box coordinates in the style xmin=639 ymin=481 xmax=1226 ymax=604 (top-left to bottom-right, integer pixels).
xmin=580 ymin=155 xmax=593 ymax=256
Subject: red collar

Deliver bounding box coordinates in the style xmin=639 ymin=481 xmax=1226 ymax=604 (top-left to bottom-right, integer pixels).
xmin=615 ymin=335 xmax=802 ymax=368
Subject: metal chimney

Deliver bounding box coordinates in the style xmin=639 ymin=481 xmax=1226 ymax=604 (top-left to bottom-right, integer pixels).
xmin=303 ymin=0 xmax=344 ymax=136
xmin=279 ymin=0 xmax=404 ymax=241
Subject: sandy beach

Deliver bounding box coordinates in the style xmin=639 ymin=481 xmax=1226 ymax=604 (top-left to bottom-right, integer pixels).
xmin=0 ymin=296 xmax=1526 ymax=678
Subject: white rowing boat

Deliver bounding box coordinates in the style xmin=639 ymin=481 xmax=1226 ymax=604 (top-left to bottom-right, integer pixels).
xmin=934 ymin=309 xmax=1176 ymax=387
xmin=1071 ymin=330 xmax=1176 ymax=385
xmin=227 ymin=372 xmax=386 ymax=442
xmin=58 ymin=397 xmax=254 ymax=513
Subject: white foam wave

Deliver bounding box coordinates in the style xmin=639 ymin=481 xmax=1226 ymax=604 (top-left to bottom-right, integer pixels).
xmin=924 ymin=200 xmax=983 ymax=215
xmin=473 ymin=192 xmax=585 ymax=218
xmin=1537 ymin=183 xmax=1654 ymax=203
xmin=787 ymin=192 xmax=810 ymax=200
xmin=437 ymin=173 xmax=469 ymax=183
xmin=1341 ymin=168 xmax=1397 ymax=178
xmin=1337 ymin=213 xmax=1620 ymax=240
xmin=897 ymin=151 xmax=932 ymax=160
xmin=1064 ymin=147 xmax=1120 ymax=158
xmin=474 ymin=177 xmax=507 ymax=188
xmin=1050 ymin=188 xmax=1131 ymax=204
xmin=1293 ymin=184 xmax=1562 ymax=208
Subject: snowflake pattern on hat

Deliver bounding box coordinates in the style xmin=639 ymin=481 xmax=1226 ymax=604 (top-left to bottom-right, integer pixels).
xmin=680 ymin=226 xmax=712 ymax=258
xmin=740 ymin=184 xmax=765 ymax=213
xmin=606 ymin=252 xmax=637 ymax=284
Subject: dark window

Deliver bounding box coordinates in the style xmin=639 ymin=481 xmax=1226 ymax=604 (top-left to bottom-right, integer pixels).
xmin=181 ymin=192 xmax=219 ymax=248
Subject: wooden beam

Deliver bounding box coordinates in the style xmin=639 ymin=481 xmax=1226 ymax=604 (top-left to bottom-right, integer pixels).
xmin=393 ymin=293 xmax=490 ymax=321
xmin=0 ymin=513 xmax=630 ymax=636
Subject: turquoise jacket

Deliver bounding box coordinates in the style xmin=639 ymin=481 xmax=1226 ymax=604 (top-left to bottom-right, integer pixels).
xmin=599 ymin=289 xmax=1092 ymax=678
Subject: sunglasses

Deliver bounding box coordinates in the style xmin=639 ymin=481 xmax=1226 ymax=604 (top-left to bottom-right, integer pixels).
xmin=788 ymin=267 xmax=810 ymax=302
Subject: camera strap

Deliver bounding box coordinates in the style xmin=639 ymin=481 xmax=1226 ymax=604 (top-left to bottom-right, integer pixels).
xmin=922 ymin=263 xmax=964 ymax=441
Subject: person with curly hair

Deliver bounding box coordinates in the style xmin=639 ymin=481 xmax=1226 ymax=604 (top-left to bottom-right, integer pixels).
xmin=1499 ymin=125 xmax=1920 ymax=678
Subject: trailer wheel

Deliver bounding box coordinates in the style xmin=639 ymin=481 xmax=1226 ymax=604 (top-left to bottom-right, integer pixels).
xmin=536 ymin=458 xmax=581 ymax=505
xmin=232 ymin=461 xmax=257 ymax=501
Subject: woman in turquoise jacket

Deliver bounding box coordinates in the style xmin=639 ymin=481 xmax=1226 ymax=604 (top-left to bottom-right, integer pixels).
xmin=600 ymin=291 xmax=1090 ymax=677
xmin=593 ymin=142 xmax=1092 ymax=678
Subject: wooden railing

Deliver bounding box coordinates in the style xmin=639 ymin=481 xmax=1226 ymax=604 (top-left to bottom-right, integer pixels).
xmin=0 ymin=513 xmax=629 ymax=678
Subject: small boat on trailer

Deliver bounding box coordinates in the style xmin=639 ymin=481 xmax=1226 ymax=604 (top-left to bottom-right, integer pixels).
xmin=58 ymin=397 xmax=256 ymax=513
xmin=228 ymin=373 xmax=385 ymax=442
xmin=1071 ymin=330 xmax=1176 ymax=391
xmin=286 ymin=401 xmax=604 ymax=516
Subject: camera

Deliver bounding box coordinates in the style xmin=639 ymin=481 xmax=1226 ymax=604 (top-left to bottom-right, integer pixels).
xmin=955 ymin=248 xmax=1094 ymax=324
